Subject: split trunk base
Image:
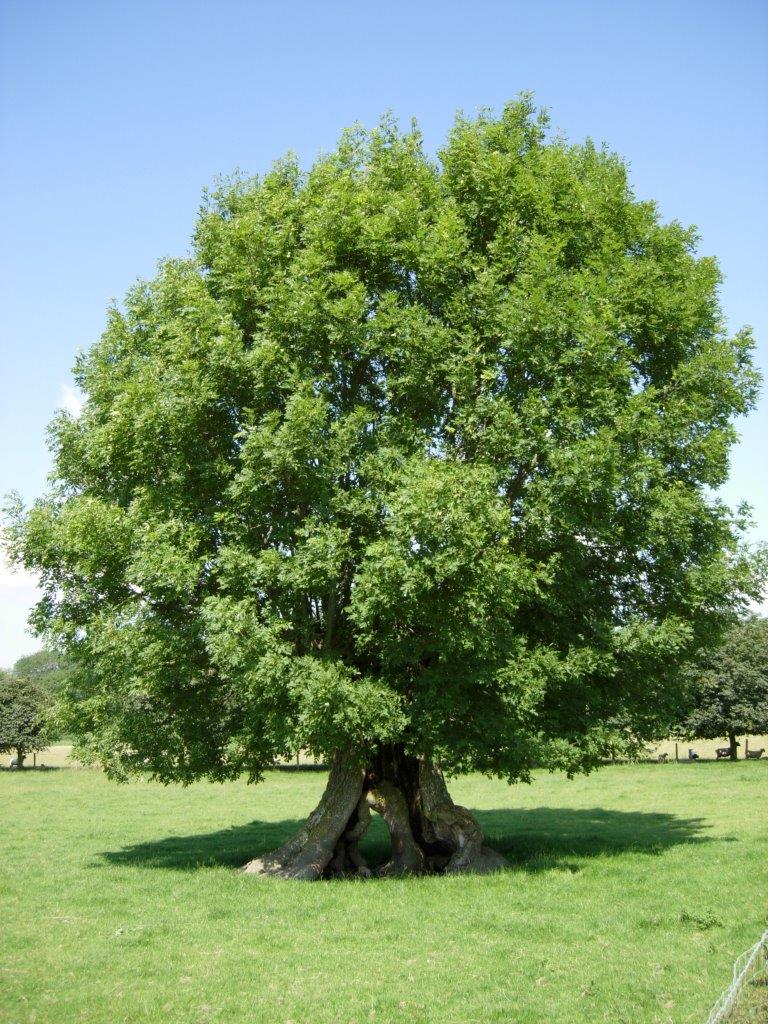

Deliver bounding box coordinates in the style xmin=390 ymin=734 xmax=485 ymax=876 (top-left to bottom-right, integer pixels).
xmin=243 ymin=747 xmax=508 ymax=880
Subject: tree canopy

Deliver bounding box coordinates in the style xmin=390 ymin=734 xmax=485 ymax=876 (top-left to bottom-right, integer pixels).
xmin=680 ymin=615 xmax=768 ymax=756
xmin=12 ymin=650 xmax=74 ymax=696
xmin=0 ymin=676 xmax=50 ymax=767
xmin=4 ymin=98 xmax=764 ymax=875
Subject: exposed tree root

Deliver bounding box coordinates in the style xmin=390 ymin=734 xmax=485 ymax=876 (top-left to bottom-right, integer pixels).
xmin=243 ymin=745 xmax=509 ymax=880
xmin=243 ymin=752 xmax=365 ymax=880
xmin=415 ymin=759 xmax=509 ymax=874
xmin=366 ymin=780 xmax=425 ymax=876
xmin=326 ymin=794 xmax=373 ymax=877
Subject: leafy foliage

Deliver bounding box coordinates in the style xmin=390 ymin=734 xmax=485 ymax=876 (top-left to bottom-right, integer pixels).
xmin=12 ymin=649 xmax=74 ymax=696
xmin=0 ymin=676 xmax=50 ymax=761
xmin=681 ymin=616 xmax=768 ymax=741
xmin=4 ymin=98 xmax=764 ymax=783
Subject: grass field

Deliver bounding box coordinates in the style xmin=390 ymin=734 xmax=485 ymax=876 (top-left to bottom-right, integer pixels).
xmin=732 ymin=981 xmax=768 ymax=1024
xmin=2 ymin=762 xmax=767 ymax=1024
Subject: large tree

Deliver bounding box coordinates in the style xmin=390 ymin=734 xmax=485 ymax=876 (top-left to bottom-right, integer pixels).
xmin=681 ymin=616 xmax=768 ymax=759
xmin=5 ymin=99 xmax=763 ymax=877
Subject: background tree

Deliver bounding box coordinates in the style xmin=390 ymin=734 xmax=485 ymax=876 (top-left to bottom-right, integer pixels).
xmin=0 ymin=676 xmax=50 ymax=768
xmin=5 ymin=99 xmax=764 ymax=877
xmin=12 ymin=650 xmax=74 ymax=697
xmin=680 ymin=616 xmax=768 ymax=759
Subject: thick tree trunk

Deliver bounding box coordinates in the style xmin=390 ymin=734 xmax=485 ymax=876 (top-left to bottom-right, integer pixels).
xmin=728 ymin=732 xmax=739 ymax=761
xmin=244 ymin=744 xmax=509 ymax=880
xmin=366 ymin=780 xmax=425 ymax=876
xmin=414 ymin=759 xmax=510 ymax=874
xmin=243 ymin=752 xmax=366 ymax=879
xmin=16 ymin=747 xmax=25 ymax=769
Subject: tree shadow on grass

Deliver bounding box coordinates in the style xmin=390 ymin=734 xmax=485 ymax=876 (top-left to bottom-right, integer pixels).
xmin=98 ymin=805 xmax=720 ymax=874
xmin=474 ymin=806 xmax=724 ymax=872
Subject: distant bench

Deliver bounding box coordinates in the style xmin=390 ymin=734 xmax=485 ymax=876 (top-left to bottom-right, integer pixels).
xmin=746 ymin=748 xmax=765 ymax=760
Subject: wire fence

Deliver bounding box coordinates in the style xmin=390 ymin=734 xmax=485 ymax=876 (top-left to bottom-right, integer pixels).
xmin=704 ymin=929 xmax=768 ymax=1024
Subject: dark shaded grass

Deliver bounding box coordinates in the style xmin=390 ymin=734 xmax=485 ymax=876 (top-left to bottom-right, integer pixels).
xmin=99 ymin=805 xmax=712 ymax=873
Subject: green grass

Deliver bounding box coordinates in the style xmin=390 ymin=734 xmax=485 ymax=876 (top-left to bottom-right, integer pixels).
xmin=1 ymin=763 xmax=766 ymax=1024
xmin=731 ymin=980 xmax=768 ymax=1023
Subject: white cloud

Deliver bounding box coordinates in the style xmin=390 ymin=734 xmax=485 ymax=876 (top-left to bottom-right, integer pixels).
xmin=60 ymin=383 xmax=84 ymax=417
xmin=0 ymin=551 xmax=42 ymax=668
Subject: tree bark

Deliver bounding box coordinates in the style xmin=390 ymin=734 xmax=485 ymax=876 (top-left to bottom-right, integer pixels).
xmin=414 ymin=759 xmax=510 ymax=874
xmin=16 ymin=747 xmax=25 ymax=769
xmin=728 ymin=732 xmax=739 ymax=761
xmin=366 ymin=780 xmax=425 ymax=876
xmin=244 ymin=744 xmax=509 ymax=880
xmin=243 ymin=752 xmax=365 ymax=879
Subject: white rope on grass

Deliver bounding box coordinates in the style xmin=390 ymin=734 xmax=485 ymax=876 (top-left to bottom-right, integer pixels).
xmin=704 ymin=929 xmax=768 ymax=1024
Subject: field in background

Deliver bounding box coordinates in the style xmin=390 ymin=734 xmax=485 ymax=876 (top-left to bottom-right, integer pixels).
xmin=651 ymin=737 xmax=768 ymax=761
xmin=11 ymin=745 xmax=322 ymax=770
xmin=2 ymin=763 xmax=767 ymax=1024
xmin=23 ymin=734 xmax=768 ymax=771
xmin=13 ymin=744 xmax=78 ymax=769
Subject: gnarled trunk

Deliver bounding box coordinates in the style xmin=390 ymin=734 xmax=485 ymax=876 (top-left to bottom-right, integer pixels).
xmin=244 ymin=744 xmax=508 ymax=880
xmin=243 ymin=752 xmax=365 ymax=880
xmin=414 ymin=759 xmax=509 ymax=874
xmin=366 ymin=780 xmax=425 ymax=876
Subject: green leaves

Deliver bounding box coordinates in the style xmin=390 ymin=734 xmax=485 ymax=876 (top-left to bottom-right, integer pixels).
xmin=6 ymin=98 xmax=764 ymax=783
xmin=289 ymin=658 xmax=407 ymax=760
xmin=349 ymin=457 xmax=545 ymax=671
xmin=681 ymin=616 xmax=768 ymax=740
xmin=0 ymin=676 xmax=51 ymax=758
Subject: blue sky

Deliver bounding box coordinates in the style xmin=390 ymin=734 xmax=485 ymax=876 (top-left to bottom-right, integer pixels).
xmin=1 ymin=0 xmax=766 ymax=665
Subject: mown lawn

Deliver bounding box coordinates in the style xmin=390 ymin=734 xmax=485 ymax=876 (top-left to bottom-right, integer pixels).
xmin=1 ymin=762 xmax=766 ymax=1024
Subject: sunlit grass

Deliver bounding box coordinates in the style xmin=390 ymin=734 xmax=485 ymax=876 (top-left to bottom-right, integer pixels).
xmin=1 ymin=762 xmax=766 ymax=1023
xmin=731 ymin=980 xmax=768 ymax=1023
